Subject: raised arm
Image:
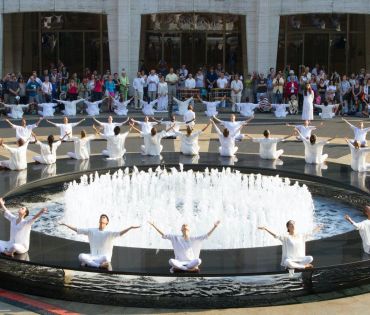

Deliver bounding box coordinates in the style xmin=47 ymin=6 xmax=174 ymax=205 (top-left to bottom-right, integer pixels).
xmin=92 ymin=117 xmax=103 ymax=126
xmin=75 ymin=118 xmax=86 ymax=126
xmin=211 ymin=120 xmax=222 ymax=135
xmin=244 ymin=116 xmax=254 ymax=124
xmin=148 ymin=221 xmax=165 ymax=237
xmin=119 ymin=225 xmax=141 ymax=236
xmin=118 ymin=118 xmax=130 ymax=126
xmin=212 ymin=115 xmax=222 ymax=123
xmin=129 ymin=123 xmax=141 ymax=133
xmin=344 ymin=214 xmax=356 ymax=226
xmin=46 ymin=119 xmax=58 ymax=127
xmin=202 ymin=120 xmax=212 ymax=132
xmin=258 ymin=226 xmax=277 ymax=238
xmin=60 ymin=222 xmax=78 ymax=233
xmin=4 ymin=119 xmax=15 ymax=128
xmin=150 ymin=117 xmax=162 ymax=123
xmin=30 ymin=207 xmax=48 ymax=223
xmin=342 ymin=118 xmax=354 ymax=128
xmin=207 ymin=220 xmax=220 ymax=237
xmin=35 ymin=117 xmax=43 ymax=126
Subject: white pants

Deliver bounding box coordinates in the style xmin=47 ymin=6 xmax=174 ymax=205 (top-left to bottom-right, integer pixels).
xmin=0 ymin=240 xmax=28 ymax=255
xmin=261 ymin=149 xmax=284 ymax=160
xmin=134 ymin=91 xmax=143 ymax=108
xmin=231 ymin=94 xmax=242 ymax=111
xmin=283 ymin=256 xmax=313 ymax=269
xmin=219 ymin=146 xmax=238 ymax=157
xmin=78 ymin=253 xmax=109 ymax=268
xmin=169 ymin=258 xmax=202 ymax=271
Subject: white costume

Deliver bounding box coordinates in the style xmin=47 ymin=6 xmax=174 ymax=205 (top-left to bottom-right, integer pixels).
xmin=353 ymin=220 xmax=370 ymax=254
xmin=53 ymin=122 xmax=82 ymax=141
xmin=185 ymin=78 xmax=196 ymax=89
xmin=300 ymin=133 xmax=329 ymax=164
xmin=295 ymin=125 xmax=316 ymax=141
xmin=175 ymin=131 xmax=202 ymax=155
xmin=314 ymin=104 xmax=337 ymax=119
xmin=38 ymin=103 xmax=57 ymax=117
xmin=163 ymin=234 xmax=208 ymax=272
xmin=140 ymin=131 xmax=166 ymax=156
xmin=133 ymin=120 xmax=158 ymax=134
xmin=67 ymin=136 xmax=95 ymax=160
xmin=5 ymin=104 xmax=29 ymax=119
xmin=56 ymin=99 xmax=84 ymax=116
xmin=348 ymin=123 xmax=370 ymax=146
xmin=0 ymin=142 xmax=29 ymax=170
xmin=174 ymin=97 xmax=193 ymax=115
xmin=214 ymin=125 xmax=239 ymax=157
xmin=220 ymin=121 xmax=245 ymax=141
xmin=272 ymin=104 xmax=289 ymax=118
xmin=201 ymin=100 xmax=221 ymax=117
xmin=157 ymin=82 xmax=168 ymax=111
xmin=183 ymin=109 xmax=196 ymax=127
xmin=0 ymin=209 xmax=36 ymax=255
xmin=11 ymin=123 xmax=37 ymax=142
xmin=347 ymin=142 xmax=370 ymax=172
xmin=33 ymin=141 xmax=61 ymax=164
xmin=113 ymin=99 xmax=130 ymax=116
xmin=102 ymin=132 xmax=129 ymax=159
xmin=238 ymin=103 xmax=258 ymax=117
xmin=94 ymin=120 xmax=126 ymax=137
xmin=302 ymin=91 xmax=314 ymax=121
xmin=253 ymin=138 xmax=284 ymax=160
xmin=141 ymin=99 xmax=158 ymax=116
xmin=77 ymin=228 xmax=121 ymax=268
xmin=275 ymin=234 xmax=313 ymax=270
xmin=162 ymin=121 xmax=185 ymax=138
xmin=84 ymin=100 xmax=103 ymax=116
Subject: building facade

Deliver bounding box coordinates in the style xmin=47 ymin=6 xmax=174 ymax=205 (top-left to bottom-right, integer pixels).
xmin=1 ymin=0 xmax=369 ymax=78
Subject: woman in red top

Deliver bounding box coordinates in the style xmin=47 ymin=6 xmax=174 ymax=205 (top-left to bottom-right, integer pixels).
xmin=67 ymin=79 xmax=78 ymax=101
xmin=92 ymin=75 xmax=104 ymax=102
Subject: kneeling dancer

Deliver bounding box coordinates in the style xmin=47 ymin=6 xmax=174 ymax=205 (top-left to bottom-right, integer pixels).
xmin=61 ymin=214 xmax=140 ymax=269
xmin=149 ymin=220 xmax=220 ymax=273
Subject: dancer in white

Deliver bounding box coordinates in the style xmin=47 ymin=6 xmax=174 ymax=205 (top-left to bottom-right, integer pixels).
xmin=258 ymin=221 xmax=314 ymax=274
xmin=238 ymin=102 xmax=259 ymax=117
xmin=2 ymin=97 xmax=30 ymax=119
xmin=113 ymin=95 xmax=133 ymax=116
xmin=149 ymin=220 xmax=220 ymax=273
xmin=184 ymin=104 xmax=196 ymax=127
xmin=95 ymin=125 xmax=131 ymax=159
xmin=296 ymin=130 xmax=335 ymax=164
xmin=345 ymin=138 xmax=370 ymax=172
xmin=54 ymin=99 xmax=84 ymax=116
xmin=0 ymin=138 xmax=29 ymax=170
xmin=197 ymin=96 xmax=224 ymax=117
xmin=248 ymin=130 xmax=291 ymax=160
xmin=37 ymin=102 xmax=58 ymax=117
xmin=173 ymin=121 xmax=212 ymax=155
xmin=32 ymin=133 xmax=66 ymax=165
xmin=272 ymin=103 xmax=290 ymax=118
xmin=131 ymin=117 xmax=159 ymax=134
xmin=130 ymin=124 xmax=170 ymax=156
xmin=302 ymin=83 xmax=315 ymax=121
xmin=286 ymin=120 xmax=320 ymax=141
xmin=213 ymin=114 xmax=253 ymax=141
xmin=46 ymin=117 xmax=85 ymax=141
xmin=83 ymin=98 xmax=105 ymax=116
xmin=93 ymin=116 xmax=129 ymax=137
xmin=342 ymin=118 xmax=370 ymax=147
xmin=174 ymin=97 xmax=194 ymax=115
xmin=157 ymin=76 xmax=168 ymax=111
xmin=67 ymin=130 xmax=96 ymax=160
xmin=345 ymin=206 xmax=370 ymax=254
xmin=140 ymin=99 xmax=158 ymax=116
xmin=60 ymin=214 xmax=140 ymax=269
xmin=160 ymin=116 xmax=185 ymax=139
xmin=0 ymin=198 xmax=47 ymax=256
xmin=314 ymin=102 xmax=339 ymax=119
xmin=5 ymin=117 xmax=42 ymax=142
xmin=211 ymin=120 xmax=244 ymax=157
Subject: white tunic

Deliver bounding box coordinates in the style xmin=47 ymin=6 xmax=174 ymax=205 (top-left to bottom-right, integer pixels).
xmin=35 ymin=141 xmax=61 ymax=164
xmin=295 ymin=125 xmax=316 ymax=140
xmin=1 ymin=142 xmax=29 ymax=170
xmin=353 ymin=220 xmax=370 ymax=254
xmin=202 ymin=101 xmax=220 ymax=117
xmin=185 ymin=78 xmax=196 ymax=89
xmin=84 ymin=100 xmax=103 ymax=116
xmin=58 ymin=100 xmax=83 ymax=116
xmin=348 ymin=142 xmax=370 ymax=172
xmin=238 ymin=103 xmax=258 ymax=117
xmin=302 ymin=91 xmax=314 ymax=120
xmin=175 ymin=131 xmax=202 ymax=155
xmin=113 ymin=99 xmax=130 ymax=116
xmin=77 ymin=228 xmax=121 ymax=262
xmin=141 ymin=131 xmax=166 ymax=156
xmin=133 ymin=77 xmax=145 ymax=93
xmin=70 ymin=136 xmax=95 ymax=160
xmin=275 ymin=234 xmax=308 ymax=266
xmin=301 ymin=137 xmax=328 ymax=164
xmin=38 ymin=103 xmax=56 ymax=117
xmin=162 ymin=121 xmax=185 ymax=137
xmin=272 ymin=104 xmax=289 ymax=118
xmin=12 ymin=124 xmax=37 ymax=142
xmin=214 ymin=125 xmax=238 ymax=156
xmin=163 ymin=234 xmax=208 ymax=261
xmin=315 ymin=104 xmax=336 ymax=119
xmin=230 ymin=80 xmax=243 ymax=96
xmin=183 ymin=110 xmax=196 ymax=127
xmin=3 ymin=210 xmax=35 ymax=253
xmin=253 ymin=138 xmax=284 ymax=159
xmin=5 ymin=104 xmax=29 ymax=119
xmin=141 ymin=99 xmax=158 ymax=116
xmin=350 ymin=125 xmax=370 ymax=144
xmin=174 ymin=97 xmax=193 ymax=115
xmin=134 ymin=121 xmax=158 ymax=134
xmin=157 ymin=82 xmax=168 ymax=111
xmin=220 ymin=121 xmax=244 ymax=138
xmin=105 ymin=132 xmax=129 ymax=159
xmin=54 ymin=122 xmax=80 ymax=140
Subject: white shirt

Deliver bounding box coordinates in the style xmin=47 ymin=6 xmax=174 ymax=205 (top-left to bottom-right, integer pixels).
xmin=105 ymin=132 xmax=128 ymax=159
xmin=202 ymin=101 xmax=220 ymax=117
xmin=5 ymin=104 xmax=29 ymax=119
xmin=301 ymin=136 xmax=328 ymax=164
xmin=41 ymin=82 xmax=52 ymax=95
xmin=12 ymin=124 xmax=37 ymax=141
xmin=2 ymin=142 xmax=29 ymax=170
xmin=135 ymin=121 xmax=158 ymax=134
xmin=253 ymin=138 xmax=283 ymax=159
xmin=295 ymin=125 xmax=316 ymax=140
xmin=214 ymin=125 xmax=238 ymax=156
xmin=239 ymin=103 xmax=258 ymax=117
xmin=163 ymin=234 xmax=208 ymax=261
xmin=158 ymin=82 xmax=168 ymax=95
xmin=147 ymin=74 xmax=159 ymax=92
xmin=38 ymin=103 xmax=56 ymax=117
xmin=353 ymin=220 xmax=370 ymax=254
xmin=4 ymin=210 xmax=35 ymax=252
xmin=97 ymin=121 xmax=124 ymax=137
xmin=55 ymin=122 xmax=80 ymax=140
xmin=185 ymin=78 xmax=196 ymax=89
xmin=77 ymin=228 xmax=121 ymax=261
xmin=141 ymin=131 xmax=166 ymax=156
xmin=315 ymin=104 xmax=337 ymax=119
xmin=348 ymin=142 xmax=370 ymax=172
xmin=275 ymin=234 xmax=307 ymax=266
xmin=175 ymin=131 xmax=202 ymax=155
xmin=217 ymin=77 xmax=228 ymax=89
xmin=220 ymin=121 xmax=244 ymax=138
xmin=35 ymin=141 xmax=61 ymax=164
xmin=272 ymin=104 xmax=289 ymax=118
xmin=72 ymin=136 xmax=95 ymax=160
xmin=133 ymin=77 xmax=145 ymax=93
xmin=163 ymin=121 xmax=185 ymax=137
xmin=350 ymin=125 xmax=370 ymax=144
xmin=230 ymin=80 xmax=243 ymax=95
xmin=184 ymin=110 xmax=196 ymax=126
xmin=174 ymin=97 xmax=193 ymax=116
xmin=84 ymin=100 xmax=103 ymax=116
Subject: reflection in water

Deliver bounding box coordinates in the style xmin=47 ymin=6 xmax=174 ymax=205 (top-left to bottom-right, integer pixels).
xmin=219 ymin=156 xmax=238 ymax=166
xmin=14 ymin=252 xmax=30 ymax=262
xmin=257 ymin=159 xmax=284 ymax=169
xmin=6 ymin=169 xmax=27 ymax=188
xmin=350 ymin=171 xmax=369 ymax=193
xmin=304 ymin=163 xmax=328 ymax=177
xmin=179 ymin=154 xmax=199 ymax=165
xmin=66 ymin=159 xmax=90 ymax=172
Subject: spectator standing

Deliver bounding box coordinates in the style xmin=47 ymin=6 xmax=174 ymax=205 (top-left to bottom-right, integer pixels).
xmin=133 ymin=72 xmax=146 ymax=109
xmin=147 ymin=70 xmax=159 ymax=102
xmin=165 ymin=67 xmax=178 ymax=116
xmin=272 ymin=73 xmax=284 ymax=104
xmin=230 ymin=74 xmax=243 ymax=112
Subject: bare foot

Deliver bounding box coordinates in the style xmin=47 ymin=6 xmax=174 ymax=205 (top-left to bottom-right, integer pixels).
xmin=100 ymin=261 xmax=109 ymax=269
xmin=3 ymin=251 xmax=14 ymax=257
xmin=188 ymin=267 xmax=200 ymax=272
xmin=304 ymin=264 xmax=313 ymax=269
